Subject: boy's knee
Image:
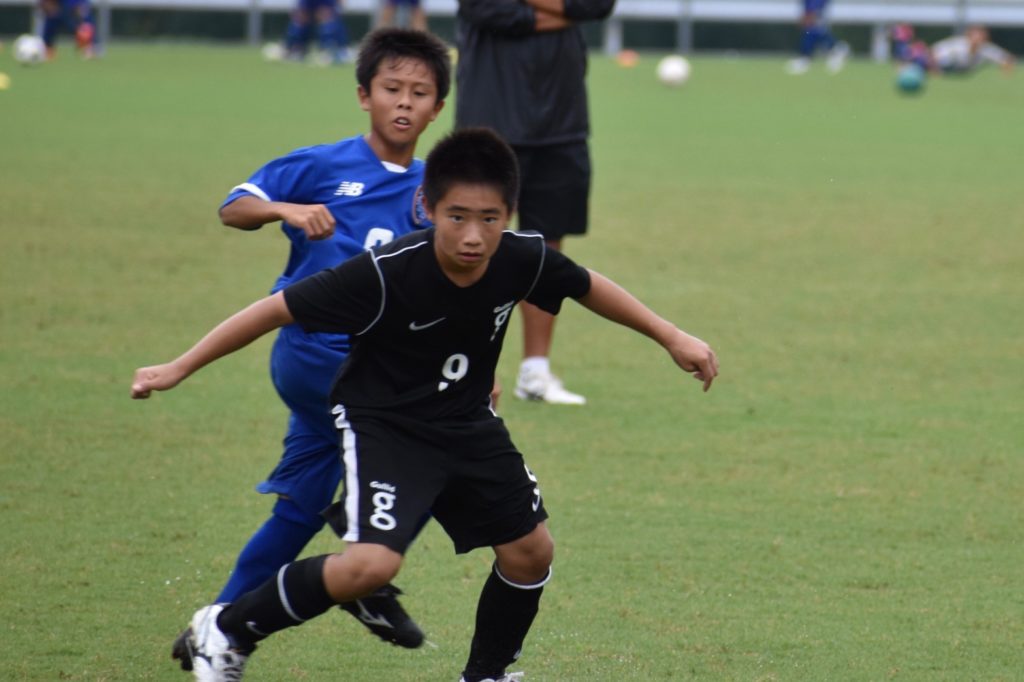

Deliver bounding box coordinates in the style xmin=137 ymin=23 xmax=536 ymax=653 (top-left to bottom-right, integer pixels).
xmin=324 ymin=545 xmax=402 ymax=600
xmin=495 ymin=524 xmax=555 ymax=583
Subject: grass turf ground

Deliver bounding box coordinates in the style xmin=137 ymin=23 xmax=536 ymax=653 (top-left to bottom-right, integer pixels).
xmin=1 ymin=45 xmax=1022 ymax=680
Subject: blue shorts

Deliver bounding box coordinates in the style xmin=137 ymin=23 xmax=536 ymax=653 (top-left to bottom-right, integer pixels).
xmin=803 ymin=0 xmax=828 ymax=14
xmin=258 ymin=324 xmax=349 ymax=520
xmin=388 ymin=0 xmax=420 ymax=6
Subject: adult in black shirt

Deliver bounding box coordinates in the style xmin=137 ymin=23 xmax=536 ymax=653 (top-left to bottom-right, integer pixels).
xmin=455 ymin=0 xmax=617 ymax=406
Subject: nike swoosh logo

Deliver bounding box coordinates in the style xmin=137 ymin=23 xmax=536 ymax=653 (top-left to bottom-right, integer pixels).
xmin=409 ymin=317 xmax=445 ymax=331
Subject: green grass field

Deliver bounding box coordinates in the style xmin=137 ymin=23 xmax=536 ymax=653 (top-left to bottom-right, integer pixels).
xmin=1 ymin=44 xmax=1022 ymax=680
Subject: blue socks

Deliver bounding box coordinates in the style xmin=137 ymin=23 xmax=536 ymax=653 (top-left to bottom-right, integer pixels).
xmin=216 ymin=500 xmax=322 ymax=603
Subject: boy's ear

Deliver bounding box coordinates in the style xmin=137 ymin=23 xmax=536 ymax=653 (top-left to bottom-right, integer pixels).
xmin=430 ymin=99 xmax=445 ymax=122
xmin=357 ymin=85 xmax=370 ymax=112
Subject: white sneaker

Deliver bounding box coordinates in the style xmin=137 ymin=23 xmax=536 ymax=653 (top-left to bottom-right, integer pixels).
xmin=785 ymin=57 xmax=810 ymax=75
xmin=826 ymin=41 xmax=850 ymax=73
xmin=459 ymin=674 xmax=524 ymax=682
xmin=514 ymin=367 xmax=585 ymax=405
xmin=189 ymin=605 xmax=251 ymax=682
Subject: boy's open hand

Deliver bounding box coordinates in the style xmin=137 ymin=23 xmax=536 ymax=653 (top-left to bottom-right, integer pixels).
xmin=665 ymin=329 xmax=719 ymax=392
xmin=131 ymin=363 xmax=187 ymax=399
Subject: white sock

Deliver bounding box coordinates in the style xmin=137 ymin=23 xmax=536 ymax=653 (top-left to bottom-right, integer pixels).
xmin=520 ymin=356 xmax=550 ymax=376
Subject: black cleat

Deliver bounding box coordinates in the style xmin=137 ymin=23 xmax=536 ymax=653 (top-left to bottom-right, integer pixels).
xmin=339 ymin=584 xmax=425 ymax=648
xmin=171 ymin=626 xmax=194 ymax=671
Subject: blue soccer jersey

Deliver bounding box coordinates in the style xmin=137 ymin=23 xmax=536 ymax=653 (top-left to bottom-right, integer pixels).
xmin=215 ymin=134 xmax=430 ymax=529
xmin=222 ymin=134 xmax=430 ymax=295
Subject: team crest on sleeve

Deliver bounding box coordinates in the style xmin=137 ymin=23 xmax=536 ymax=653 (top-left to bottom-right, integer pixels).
xmin=411 ymin=185 xmax=429 ymax=226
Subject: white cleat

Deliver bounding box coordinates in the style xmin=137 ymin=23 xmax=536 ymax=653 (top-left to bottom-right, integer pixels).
xmin=459 ymin=674 xmax=524 ymax=682
xmin=827 ymin=41 xmax=850 ymax=73
xmin=513 ymin=368 xmax=585 ymax=405
xmin=189 ymin=605 xmax=251 ymax=682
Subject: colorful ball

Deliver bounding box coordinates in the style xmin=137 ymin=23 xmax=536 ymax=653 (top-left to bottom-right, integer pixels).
xmin=896 ymin=64 xmax=926 ymax=94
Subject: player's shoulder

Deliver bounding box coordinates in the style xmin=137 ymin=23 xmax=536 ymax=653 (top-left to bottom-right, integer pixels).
xmin=277 ymin=135 xmax=361 ymax=164
xmin=499 ymin=230 xmax=547 ymax=260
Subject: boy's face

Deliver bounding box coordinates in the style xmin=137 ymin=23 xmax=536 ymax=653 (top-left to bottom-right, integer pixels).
xmin=428 ymin=183 xmax=511 ymax=283
xmin=359 ymin=57 xmax=444 ymax=154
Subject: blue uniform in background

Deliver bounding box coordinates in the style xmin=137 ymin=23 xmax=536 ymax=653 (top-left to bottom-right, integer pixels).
xmin=41 ymin=0 xmax=97 ymax=57
xmin=216 ymin=135 xmax=429 ymax=601
xmin=799 ymin=0 xmax=836 ymax=57
xmin=284 ymin=0 xmax=348 ymax=62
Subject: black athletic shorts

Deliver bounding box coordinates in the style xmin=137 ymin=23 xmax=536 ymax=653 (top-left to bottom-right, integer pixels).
xmin=322 ymin=405 xmax=548 ymax=555
xmin=513 ymin=141 xmax=591 ymax=241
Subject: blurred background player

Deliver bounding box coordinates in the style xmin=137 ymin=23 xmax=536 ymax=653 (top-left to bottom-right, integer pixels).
xmin=284 ymin=0 xmax=350 ymax=64
xmin=930 ymin=25 xmax=1015 ymax=75
xmin=378 ymin=0 xmax=427 ymax=32
xmin=169 ymin=27 xmax=450 ymax=670
xmin=785 ymin=0 xmax=849 ymax=74
xmin=40 ymin=0 xmax=98 ymax=60
xmin=454 ymin=0 xmax=617 ymax=406
xmin=891 ymin=23 xmax=1014 ymax=76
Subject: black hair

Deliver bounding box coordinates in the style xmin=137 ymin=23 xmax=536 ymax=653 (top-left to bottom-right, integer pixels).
xmin=356 ymin=28 xmax=451 ymax=103
xmin=423 ymin=128 xmax=520 ymax=212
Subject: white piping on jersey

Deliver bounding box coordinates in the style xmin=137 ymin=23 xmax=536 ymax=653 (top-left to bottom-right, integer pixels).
xmin=333 ymin=404 xmax=362 ymax=545
xmin=508 ymin=230 xmax=547 ymax=301
xmin=231 ymin=182 xmax=272 ymax=202
xmin=357 ymin=240 xmax=432 ymax=336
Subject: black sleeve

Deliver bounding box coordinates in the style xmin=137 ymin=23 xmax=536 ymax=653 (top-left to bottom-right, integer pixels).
xmin=282 ymin=252 xmax=383 ymax=335
xmin=458 ymin=0 xmax=537 ymax=36
xmin=563 ymin=0 xmax=617 ymax=22
xmin=524 ymin=246 xmax=592 ymax=315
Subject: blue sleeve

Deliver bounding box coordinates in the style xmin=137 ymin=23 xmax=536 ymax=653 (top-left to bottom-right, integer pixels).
xmin=458 ymin=0 xmax=537 ymax=37
xmin=221 ymin=146 xmax=320 ymax=209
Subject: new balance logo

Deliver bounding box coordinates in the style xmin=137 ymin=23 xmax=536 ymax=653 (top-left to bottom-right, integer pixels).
xmin=334 ymin=181 xmax=365 ymax=197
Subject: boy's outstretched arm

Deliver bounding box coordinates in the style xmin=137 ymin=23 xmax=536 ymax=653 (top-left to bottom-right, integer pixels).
xmin=220 ymin=194 xmax=336 ymax=241
xmin=578 ymin=270 xmax=720 ymax=392
xmin=131 ymin=292 xmax=294 ymax=399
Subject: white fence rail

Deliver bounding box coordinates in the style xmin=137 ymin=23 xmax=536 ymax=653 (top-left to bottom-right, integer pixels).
xmin=3 ymin=0 xmax=1023 ymax=59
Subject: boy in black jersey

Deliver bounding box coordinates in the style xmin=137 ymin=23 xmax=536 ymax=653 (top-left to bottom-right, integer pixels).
xmin=132 ymin=128 xmax=719 ymax=682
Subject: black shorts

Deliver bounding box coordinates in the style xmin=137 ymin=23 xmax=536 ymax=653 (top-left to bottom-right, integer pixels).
xmin=323 ymin=406 xmax=548 ymax=555
xmin=514 ymin=141 xmax=591 ymax=241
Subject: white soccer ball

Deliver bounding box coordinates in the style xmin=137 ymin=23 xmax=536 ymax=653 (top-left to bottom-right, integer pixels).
xmin=261 ymin=41 xmax=285 ymax=62
xmin=13 ymin=34 xmax=46 ymax=65
xmin=656 ymin=55 xmax=691 ymax=87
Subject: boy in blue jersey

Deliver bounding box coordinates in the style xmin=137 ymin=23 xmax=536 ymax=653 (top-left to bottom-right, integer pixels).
xmin=284 ymin=0 xmax=349 ymax=64
xmin=785 ymin=0 xmax=849 ymax=75
xmin=169 ymin=28 xmax=449 ymax=671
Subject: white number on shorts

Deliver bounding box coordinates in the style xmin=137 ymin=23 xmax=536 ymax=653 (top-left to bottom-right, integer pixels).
xmin=438 ymin=353 xmax=469 ymax=391
xmin=370 ymin=491 xmax=397 ymax=531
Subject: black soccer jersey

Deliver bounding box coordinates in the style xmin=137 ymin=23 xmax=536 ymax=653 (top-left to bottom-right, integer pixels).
xmin=283 ymin=228 xmax=591 ymax=420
